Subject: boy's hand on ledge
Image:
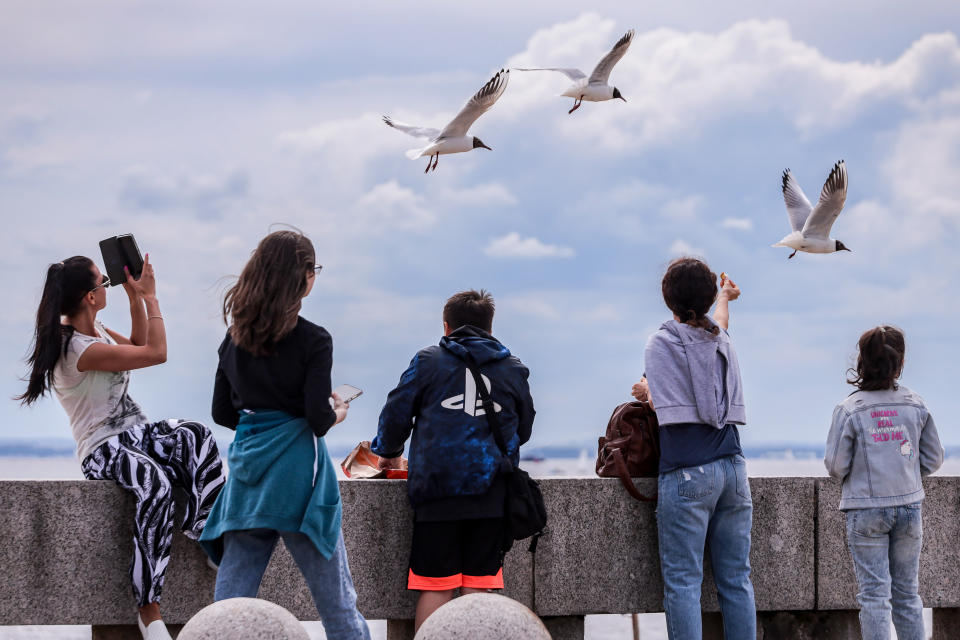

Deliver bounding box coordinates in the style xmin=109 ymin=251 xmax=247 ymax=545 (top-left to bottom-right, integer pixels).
xmin=378 ymin=456 xmax=404 ymax=470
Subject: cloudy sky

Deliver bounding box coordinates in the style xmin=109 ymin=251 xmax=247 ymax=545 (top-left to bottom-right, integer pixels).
xmin=2 ymin=1 xmax=959 ymax=455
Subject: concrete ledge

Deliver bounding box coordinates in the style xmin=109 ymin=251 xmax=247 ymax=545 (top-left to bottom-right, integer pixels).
xmin=0 ymin=479 xmax=530 ymax=625
xmin=816 ymin=477 xmax=960 ymax=610
xmin=532 ymin=477 xmax=815 ymax=615
xmin=1 ymin=476 xmax=958 ymax=628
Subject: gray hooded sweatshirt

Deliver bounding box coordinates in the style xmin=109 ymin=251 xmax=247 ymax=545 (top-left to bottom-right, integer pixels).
xmin=824 ymin=385 xmax=943 ymax=510
xmin=644 ymin=318 xmax=747 ymax=429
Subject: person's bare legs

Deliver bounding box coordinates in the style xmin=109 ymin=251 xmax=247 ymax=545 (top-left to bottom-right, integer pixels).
xmin=415 ymin=590 xmax=455 ymax=632
xmin=139 ymin=602 xmax=161 ymax=625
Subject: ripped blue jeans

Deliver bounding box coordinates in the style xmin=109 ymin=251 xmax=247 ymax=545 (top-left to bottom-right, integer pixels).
xmin=656 ymin=455 xmax=756 ymax=640
xmin=845 ymin=503 xmax=924 ymax=640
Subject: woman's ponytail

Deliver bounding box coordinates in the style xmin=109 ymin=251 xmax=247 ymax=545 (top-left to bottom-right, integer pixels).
xmin=847 ymin=325 xmax=906 ymax=391
xmin=17 ymin=257 xmax=96 ymax=405
xmin=661 ymin=258 xmax=721 ymax=335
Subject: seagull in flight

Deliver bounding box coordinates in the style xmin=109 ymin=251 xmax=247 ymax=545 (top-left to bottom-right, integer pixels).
xmin=383 ymin=69 xmax=509 ymax=173
xmin=515 ymin=29 xmax=634 ymax=114
xmin=773 ymin=160 xmax=850 ymax=259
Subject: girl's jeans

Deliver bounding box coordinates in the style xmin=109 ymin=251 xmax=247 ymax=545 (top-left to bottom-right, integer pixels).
xmin=845 ymin=503 xmax=925 ymax=640
xmin=215 ymin=528 xmax=371 ymax=640
xmin=657 ymin=454 xmax=757 ymax=640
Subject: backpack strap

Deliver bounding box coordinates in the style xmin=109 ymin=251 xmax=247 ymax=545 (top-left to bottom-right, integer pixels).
xmin=460 ymin=351 xmax=510 ymax=461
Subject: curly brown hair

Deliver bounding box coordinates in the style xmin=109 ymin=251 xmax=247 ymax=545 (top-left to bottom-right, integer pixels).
xmin=661 ymin=257 xmax=719 ymax=335
xmin=847 ymin=325 xmax=905 ymax=391
xmin=223 ymin=230 xmax=316 ymax=356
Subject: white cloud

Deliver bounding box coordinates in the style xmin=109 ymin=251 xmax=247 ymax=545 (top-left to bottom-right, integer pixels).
xmin=668 ymin=238 xmax=704 ymax=256
xmin=843 ymin=113 xmax=960 ymax=247
xmin=661 ymin=195 xmax=703 ymax=221
xmin=721 ymin=217 xmax=754 ymax=231
xmin=118 ymin=165 xmax=249 ymax=218
xmin=438 ymin=183 xmax=517 ymax=207
xmin=484 ymin=232 xmax=575 ymax=259
xmin=353 ymin=180 xmax=435 ymax=231
xmin=506 ymin=15 xmax=960 ymax=151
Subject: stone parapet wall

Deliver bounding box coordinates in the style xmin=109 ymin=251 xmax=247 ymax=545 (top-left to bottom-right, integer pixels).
xmin=0 ymin=476 xmax=957 ymax=626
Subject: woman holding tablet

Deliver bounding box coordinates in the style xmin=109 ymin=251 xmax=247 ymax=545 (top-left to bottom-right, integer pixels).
xmin=202 ymin=230 xmax=370 ymax=640
xmin=18 ymin=254 xmax=225 ymax=640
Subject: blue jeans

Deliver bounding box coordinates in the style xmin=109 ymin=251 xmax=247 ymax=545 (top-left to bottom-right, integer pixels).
xmin=215 ymin=529 xmax=371 ymax=640
xmin=845 ymin=503 xmax=924 ymax=640
xmin=657 ymin=455 xmax=756 ymax=640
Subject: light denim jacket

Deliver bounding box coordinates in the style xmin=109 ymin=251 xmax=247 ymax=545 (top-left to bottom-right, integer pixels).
xmin=644 ymin=318 xmax=746 ymax=429
xmin=824 ymin=385 xmax=944 ymax=510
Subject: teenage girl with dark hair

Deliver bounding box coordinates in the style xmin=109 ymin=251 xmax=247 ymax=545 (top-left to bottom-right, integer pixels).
xmin=18 ymin=255 xmax=225 ymax=640
xmin=825 ymin=326 xmax=943 ymax=640
xmin=634 ymin=257 xmax=756 ymax=639
xmin=201 ymin=230 xmax=370 ymax=639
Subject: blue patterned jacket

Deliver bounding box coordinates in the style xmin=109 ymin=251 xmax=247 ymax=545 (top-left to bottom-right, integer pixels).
xmin=371 ymin=325 xmax=535 ymax=507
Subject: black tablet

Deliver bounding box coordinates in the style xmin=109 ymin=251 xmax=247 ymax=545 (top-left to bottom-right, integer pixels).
xmin=99 ymin=234 xmax=144 ymax=286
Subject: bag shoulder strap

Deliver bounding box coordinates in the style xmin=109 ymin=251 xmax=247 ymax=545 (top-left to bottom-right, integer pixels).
xmin=459 ymin=351 xmax=510 ymax=460
xmin=611 ymin=448 xmax=656 ymax=502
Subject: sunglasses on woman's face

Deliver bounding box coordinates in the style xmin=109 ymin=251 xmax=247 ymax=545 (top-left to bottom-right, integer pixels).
xmin=90 ymin=276 xmax=110 ymax=292
xmin=310 ymin=264 xmax=323 ymax=274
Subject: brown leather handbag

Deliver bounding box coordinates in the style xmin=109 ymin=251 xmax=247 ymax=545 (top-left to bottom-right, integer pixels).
xmin=596 ymin=401 xmax=660 ymax=502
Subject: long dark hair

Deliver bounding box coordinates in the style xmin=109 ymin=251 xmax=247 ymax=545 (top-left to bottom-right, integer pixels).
xmin=17 ymin=256 xmax=97 ymax=405
xmin=661 ymin=257 xmax=719 ymax=335
xmin=847 ymin=325 xmax=905 ymax=391
xmin=223 ymin=230 xmax=316 ymax=356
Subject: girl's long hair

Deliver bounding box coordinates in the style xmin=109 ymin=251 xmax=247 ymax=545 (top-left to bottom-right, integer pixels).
xmin=17 ymin=256 xmax=96 ymax=405
xmin=661 ymin=257 xmax=720 ymax=335
xmin=847 ymin=325 xmax=905 ymax=391
xmin=223 ymin=230 xmax=316 ymax=356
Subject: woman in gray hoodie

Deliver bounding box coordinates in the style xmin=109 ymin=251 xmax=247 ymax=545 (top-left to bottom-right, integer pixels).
xmin=638 ymin=258 xmax=755 ymax=640
xmin=824 ymin=326 xmax=943 ymax=640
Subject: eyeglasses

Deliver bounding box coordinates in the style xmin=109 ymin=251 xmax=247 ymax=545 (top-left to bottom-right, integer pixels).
xmin=90 ymin=276 xmax=110 ymax=292
xmin=311 ymin=264 xmax=323 ymax=273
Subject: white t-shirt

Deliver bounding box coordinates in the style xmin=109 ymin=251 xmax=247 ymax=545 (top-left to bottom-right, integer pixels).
xmin=52 ymin=321 xmax=149 ymax=460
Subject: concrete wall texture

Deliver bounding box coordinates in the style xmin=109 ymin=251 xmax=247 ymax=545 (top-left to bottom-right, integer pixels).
xmin=0 ymin=476 xmax=958 ymax=626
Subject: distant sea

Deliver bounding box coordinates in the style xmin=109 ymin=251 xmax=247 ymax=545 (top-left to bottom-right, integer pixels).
xmin=1 ymin=444 xmax=953 ymax=639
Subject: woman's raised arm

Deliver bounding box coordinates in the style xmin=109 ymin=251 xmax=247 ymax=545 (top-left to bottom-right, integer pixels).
xmin=78 ymin=256 xmax=167 ymax=372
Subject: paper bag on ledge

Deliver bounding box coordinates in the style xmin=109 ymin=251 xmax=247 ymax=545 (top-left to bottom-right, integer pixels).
xmin=340 ymin=440 xmax=408 ymax=479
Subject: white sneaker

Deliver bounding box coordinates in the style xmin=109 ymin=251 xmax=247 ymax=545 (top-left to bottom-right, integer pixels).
xmin=138 ymin=615 xmax=174 ymax=640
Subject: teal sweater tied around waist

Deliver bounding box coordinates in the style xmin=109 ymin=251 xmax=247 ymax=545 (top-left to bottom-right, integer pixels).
xmin=200 ymin=409 xmax=342 ymax=563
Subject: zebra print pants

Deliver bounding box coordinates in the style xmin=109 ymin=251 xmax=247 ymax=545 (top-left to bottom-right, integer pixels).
xmin=81 ymin=419 xmax=226 ymax=607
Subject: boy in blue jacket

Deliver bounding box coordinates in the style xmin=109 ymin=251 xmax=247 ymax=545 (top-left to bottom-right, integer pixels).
xmin=371 ymin=289 xmax=535 ymax=631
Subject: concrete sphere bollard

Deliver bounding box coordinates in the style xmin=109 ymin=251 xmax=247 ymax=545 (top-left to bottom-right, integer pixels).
xmin=414 ymin=593 xmax=551 ymax=640
xmin=179 ymin=597 xmax=310 ymax=640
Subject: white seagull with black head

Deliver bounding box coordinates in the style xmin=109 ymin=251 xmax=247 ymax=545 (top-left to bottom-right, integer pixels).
xmin=773 ymin=160 xmax=851 ymax=259
xmin=383 ymin=69 xmax=509 ymax=173
xmin=515 ymin=29 xmax=634 ymax=114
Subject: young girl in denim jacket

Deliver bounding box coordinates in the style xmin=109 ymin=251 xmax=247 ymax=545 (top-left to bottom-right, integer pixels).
xmin=825 ymin=326 xmax=944 ymax=640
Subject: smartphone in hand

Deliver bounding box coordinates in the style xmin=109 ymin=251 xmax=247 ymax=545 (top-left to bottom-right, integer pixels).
xmin=331 ymin=384 xmax=363 ymax=404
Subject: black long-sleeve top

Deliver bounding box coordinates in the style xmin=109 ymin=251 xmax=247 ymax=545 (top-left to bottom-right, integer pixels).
xmin=212 ymin=316 xmax=338 ymax=437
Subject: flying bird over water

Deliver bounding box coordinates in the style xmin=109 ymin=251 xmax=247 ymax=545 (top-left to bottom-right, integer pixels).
xmin=383 ymin=69 xmax=509 ymax=173
xmin=773 ymin=160 xmax=850 ymax=259
xmin=515 ymin=29 xmax=634 ymax=114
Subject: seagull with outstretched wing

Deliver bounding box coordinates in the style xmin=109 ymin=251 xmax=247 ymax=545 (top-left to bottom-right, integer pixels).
xmin=773 ymin=160 xmax=851 ymax=258
xmin=515 ymin=29 xmax=634 ymax=113
xmin=383 ymin=69 xmax=509 ymax=173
